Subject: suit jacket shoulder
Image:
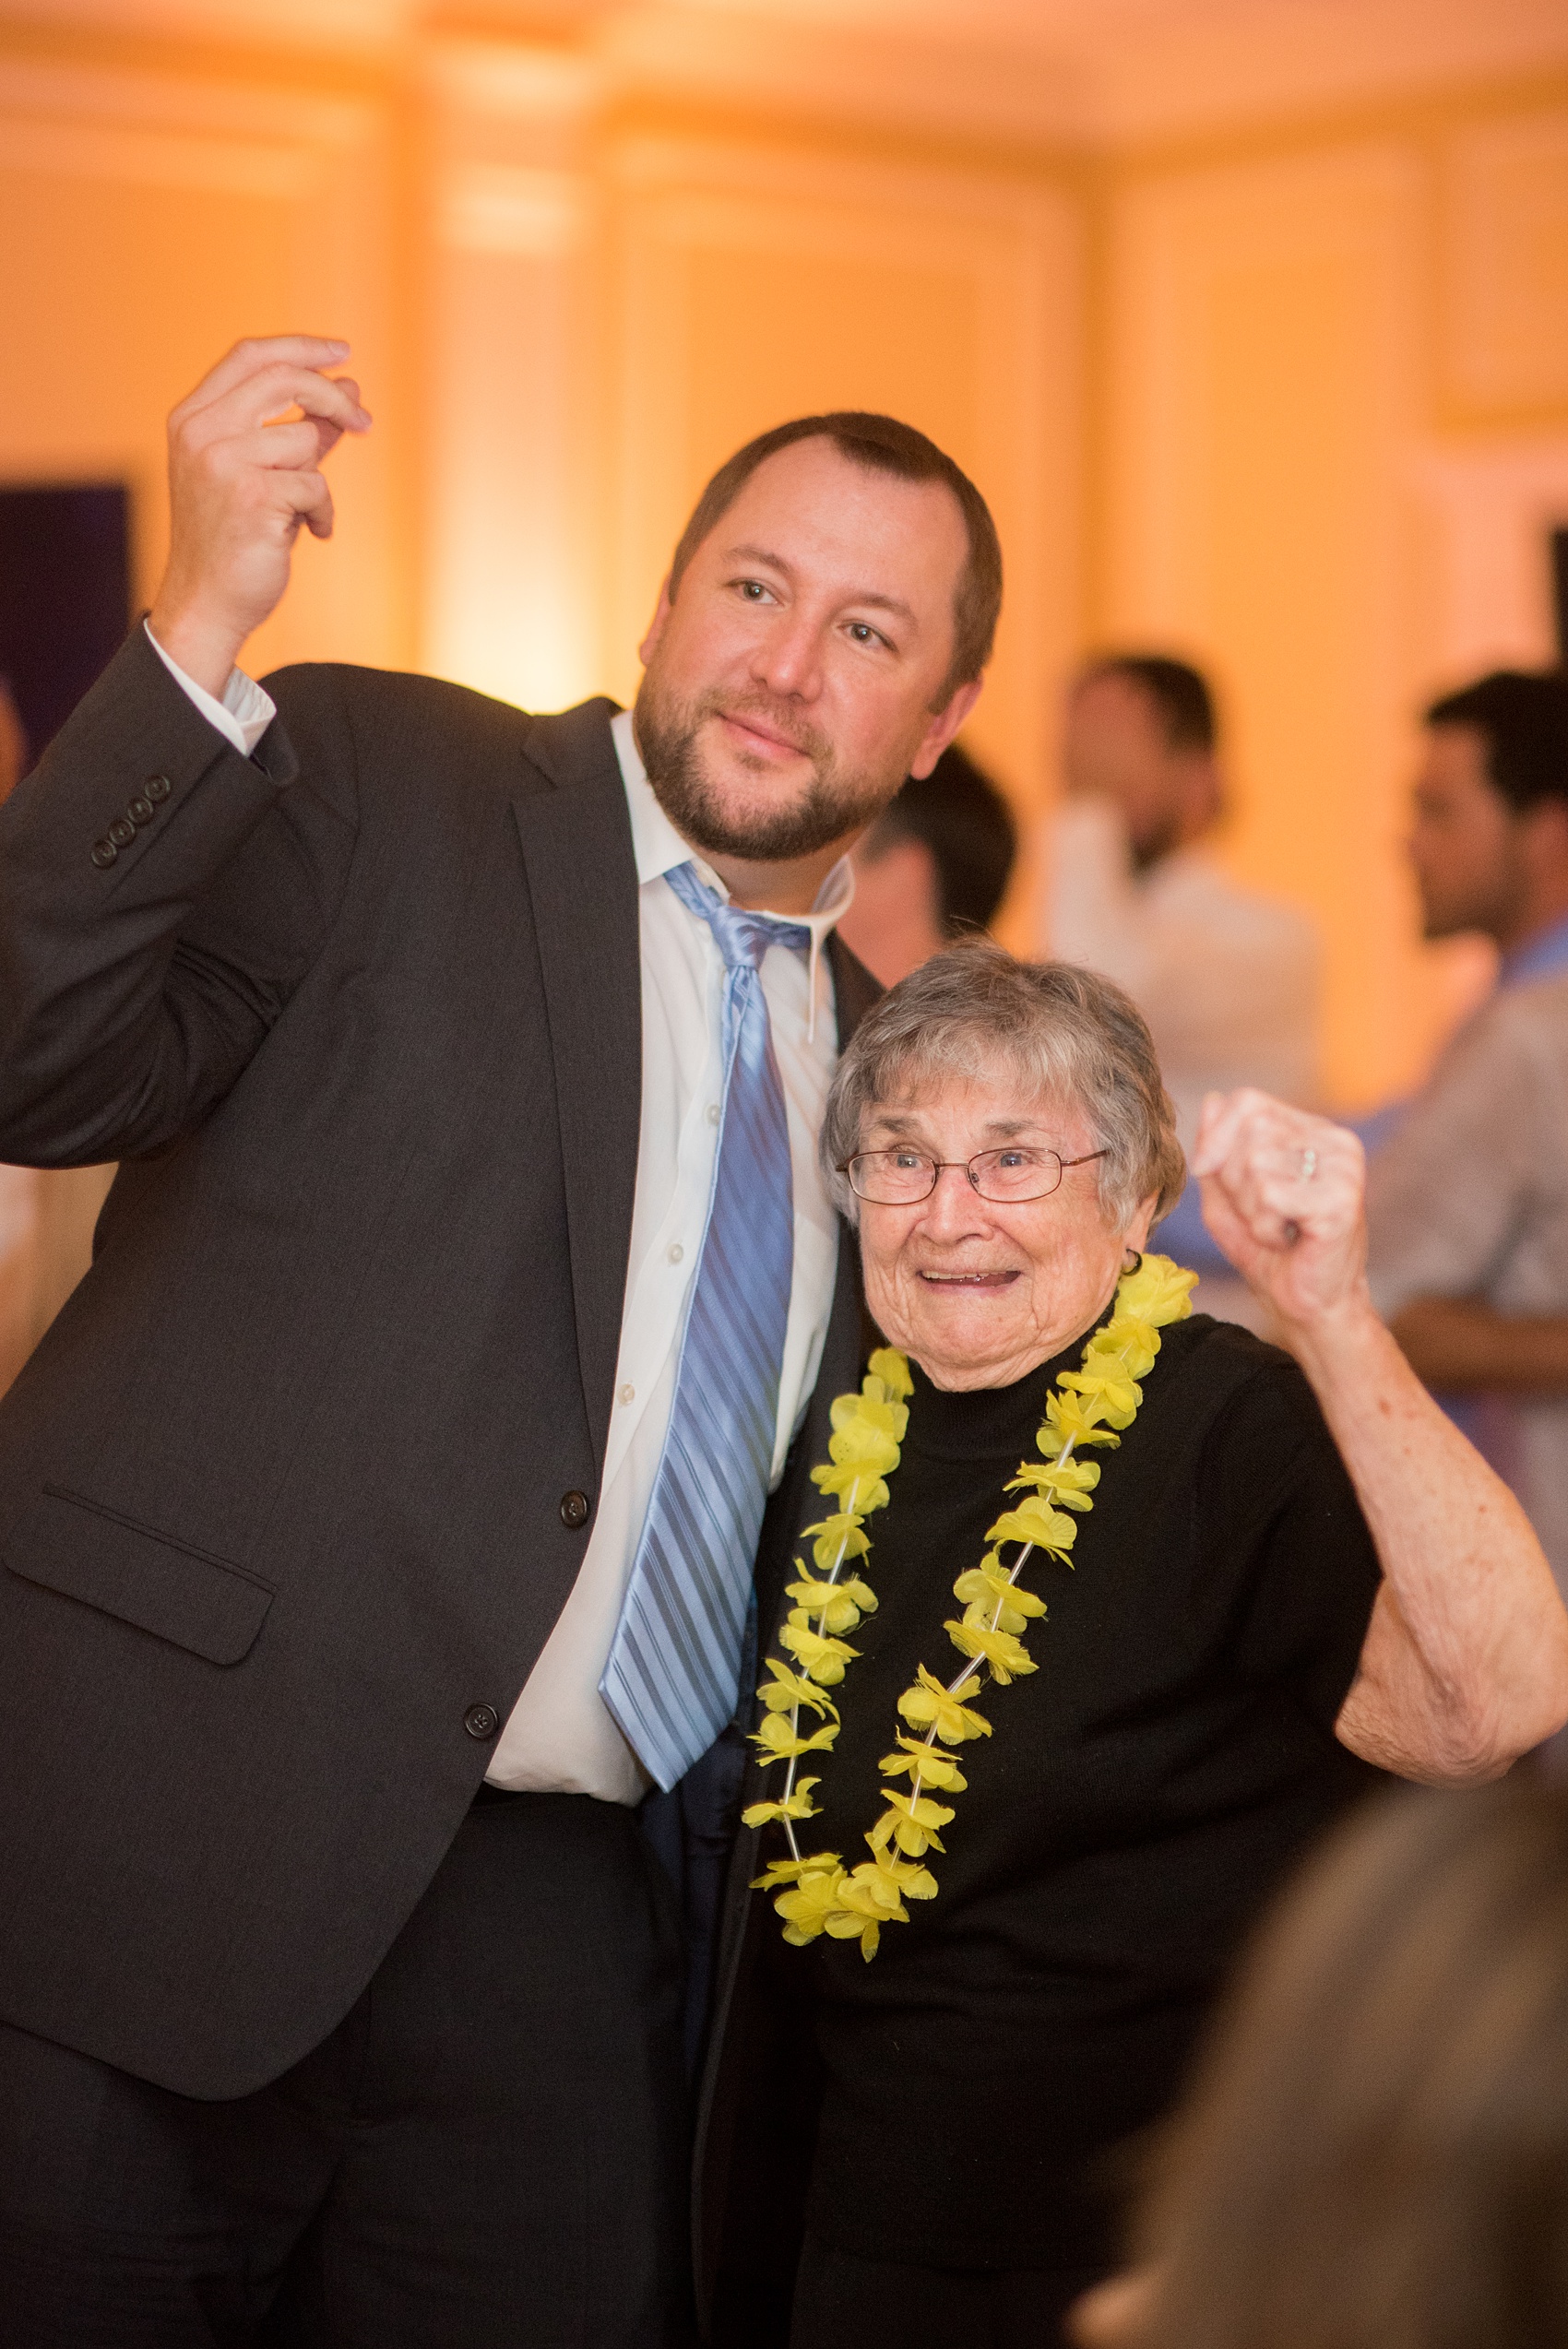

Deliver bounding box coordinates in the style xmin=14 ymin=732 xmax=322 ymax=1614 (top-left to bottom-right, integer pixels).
xmin=260 ymin=663 xmax=626 ymax=821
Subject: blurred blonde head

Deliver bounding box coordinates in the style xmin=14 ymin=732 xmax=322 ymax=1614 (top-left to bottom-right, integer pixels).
xmin=1107 ymin=1782 xmax=1568 ymax=2349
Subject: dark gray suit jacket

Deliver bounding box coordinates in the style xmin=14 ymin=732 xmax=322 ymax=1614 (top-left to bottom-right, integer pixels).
xmin=0 ymin=625 xmax=878 ymax=2100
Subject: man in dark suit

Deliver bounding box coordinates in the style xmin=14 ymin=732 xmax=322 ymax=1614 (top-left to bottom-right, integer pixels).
xmin=0 ymin=335 xmax=1000 ymax=2346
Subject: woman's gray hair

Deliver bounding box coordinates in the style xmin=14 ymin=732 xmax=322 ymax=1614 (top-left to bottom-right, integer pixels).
xmin=823 ymin=941 xmax=1185 ymax=1228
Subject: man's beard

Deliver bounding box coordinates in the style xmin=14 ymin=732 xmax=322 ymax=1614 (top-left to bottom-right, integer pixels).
xmin=634 ymin=674 xmax=902 ymax=862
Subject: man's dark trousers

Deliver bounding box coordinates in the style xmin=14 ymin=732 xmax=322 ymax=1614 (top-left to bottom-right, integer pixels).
xmin=0 ymin=1792 xmax=687 ymax=2346
xmin=0 ymin=627 xmax=875 ymax=2340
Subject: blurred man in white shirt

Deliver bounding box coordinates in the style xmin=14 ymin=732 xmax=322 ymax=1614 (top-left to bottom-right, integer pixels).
xmin=1043 ymin=654 xmax=1321 ymax=1309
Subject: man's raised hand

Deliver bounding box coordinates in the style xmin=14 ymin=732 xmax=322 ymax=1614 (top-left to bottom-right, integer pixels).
xmin=1191 ymin=1087 xmax=1370 ymax=1335
xmin=148 ymin=337 xmax=372 ymax=699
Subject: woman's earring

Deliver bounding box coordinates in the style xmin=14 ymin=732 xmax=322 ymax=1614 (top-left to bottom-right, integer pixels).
xmin=1123 ymin=1247 xmax=1143 ymax=1274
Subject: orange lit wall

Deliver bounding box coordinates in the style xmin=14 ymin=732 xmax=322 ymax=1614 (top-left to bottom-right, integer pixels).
xmin=2 ymin=20 xmax=1567 ymax=1124
xmin=1099 ymin=90 xmax=1568 ymax=1106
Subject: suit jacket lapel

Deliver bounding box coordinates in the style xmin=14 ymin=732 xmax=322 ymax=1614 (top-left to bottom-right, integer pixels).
xmin=507 ymin=771 xmax=880 ymax=1491
xmin=826 ymin=930 xmax=881 ymax=1050
xmin=512 ymin=699 xmax=642 ymax=1483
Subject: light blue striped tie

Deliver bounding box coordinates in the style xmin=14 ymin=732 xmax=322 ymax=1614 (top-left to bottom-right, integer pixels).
xmin=600 ymin=860 xmax=812 ymax=1791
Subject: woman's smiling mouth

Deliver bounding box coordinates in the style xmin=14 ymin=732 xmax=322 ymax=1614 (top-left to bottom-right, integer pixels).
xmin=917 ymin=1269 xmax=1021 ymax=1288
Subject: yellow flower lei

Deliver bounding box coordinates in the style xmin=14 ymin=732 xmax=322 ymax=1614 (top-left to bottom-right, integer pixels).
xmin=742 ymin=1252 xmax=1197 ymax=1959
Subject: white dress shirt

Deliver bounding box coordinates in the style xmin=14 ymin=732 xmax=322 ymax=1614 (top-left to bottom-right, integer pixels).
xmin=147 ymin=630 xmax=851 ymax=1802
xmin=1045 ymin=798 xmax=1322 ymax=1145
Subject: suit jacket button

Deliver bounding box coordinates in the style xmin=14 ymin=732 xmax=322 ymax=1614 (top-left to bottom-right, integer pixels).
xmin=145 ymin=774 xmax=172 ymax=802
xmin=464 ymin=1703 xmax=499 ymax=1740
xmin=107 ymin=816 xmax=137 ymax=848
xmin=90 ymin=839 xmax=118 ymax=869
xmin=560 ymin=1489 xmax=590 ymax=1529
xmin=127 ymin=796 xmax=154 ymax=825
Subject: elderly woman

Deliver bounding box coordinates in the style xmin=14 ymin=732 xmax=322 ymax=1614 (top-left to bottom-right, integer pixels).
xmin=695 ymin=944 xmax=1568 ymax=2349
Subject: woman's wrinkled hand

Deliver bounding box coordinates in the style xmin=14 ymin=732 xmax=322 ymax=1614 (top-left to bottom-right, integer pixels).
xmin=1191 ymin=1088 xmax=1370 ymax=1334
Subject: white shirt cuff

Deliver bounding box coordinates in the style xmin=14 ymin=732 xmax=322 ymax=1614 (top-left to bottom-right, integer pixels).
xmin=143 ymin=620 xmax=277 ymax=759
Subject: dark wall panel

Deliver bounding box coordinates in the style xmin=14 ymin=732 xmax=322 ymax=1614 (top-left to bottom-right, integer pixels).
xmin=0 ymin=483 xmax=131 ymax=765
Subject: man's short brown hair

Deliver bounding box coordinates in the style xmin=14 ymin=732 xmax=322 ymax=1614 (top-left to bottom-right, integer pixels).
xmin=666 ymin=412 xmax=1003 ymax=709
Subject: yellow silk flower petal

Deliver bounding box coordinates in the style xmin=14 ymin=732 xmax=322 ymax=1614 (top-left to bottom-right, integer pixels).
xmin=1093 ymin=1323 xmax=1158 ymax=1381
xmin=751 ymin=1711 xmax=839 ymax=1765
xmin=751 ymin=1851 xmax=841 ymax=1892
xmin=897 ymin=1664 xmax=993 ymax=1744
xmin=954 ymin=1578 xmax=1047 ymax=1643
xmin=878 ymin=1856 xmax=939 ymax=1902
xmin=802 ymin=1513 xmax=873 ymax=1571
xmin=945 ymin=1619 xmax=1039 ymax=1685
xmin=810 ymin=1461 xmax=892 ymax=1513
xmin=984 ymin=1498 xmax=1077 ymax=1552
xmin=831 ymin=1388 xmax=909 ymax=1444
xmin=785 ymin=1571 xmax=878 ymax=1628
xmin=742 ymin=1775 xmax=823 ymax=1831
xmin=1008 ymin=1455 xmax=1100 ymax=1507
xmin=867 ymin=1346 xmax=914 ymax=1400
xmin=869 ymin=1788 xmax=956 ymax=1857
xmin=778 ymin=1621 xmax=860 ymax=1683
xmin=826 ymin=1416 xmax=902 ymax=1474
xmin=1117 ymin=1252 xmax=1197 ymax=1326
xmin=755 ymin=1657 xmax=838 ymax=1718
xmin=833 ymin=1858 xmax=917 ymax=1960
xmin=1039 ymin=1390 xmax=1123 ymax=1454
xmin=775 ymin=1860 xmax=851 ymax=1945
xmin=878 ymin=1734 xmax=968 ymax=1792
xmin=1058 ymin=1363 xmax=1142 ymax=1429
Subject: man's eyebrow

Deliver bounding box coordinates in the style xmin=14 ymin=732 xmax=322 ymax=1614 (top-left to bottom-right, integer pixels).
xmin=722 ymin=544 xmax=917 ymax=627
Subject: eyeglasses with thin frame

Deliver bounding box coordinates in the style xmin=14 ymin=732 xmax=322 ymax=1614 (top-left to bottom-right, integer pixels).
xmin=839 ymin=1145 xmax=1109 ymax=1206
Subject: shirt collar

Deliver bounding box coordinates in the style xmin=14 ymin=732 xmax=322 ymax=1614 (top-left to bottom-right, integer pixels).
xmin=610 ymin=707 xmax=855 ymax=1037
xmin=1500 ymin=908 xmax=1568 ymax=991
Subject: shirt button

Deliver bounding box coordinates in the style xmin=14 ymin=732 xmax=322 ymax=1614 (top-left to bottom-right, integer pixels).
xmin=667 ymin=1243 xmax=683 ymax=1264
xmin=90 ymin=839 xmax=118 ymax=869
xmin=145 ymin=774 xmax=172 ymax=802
xmin=463 ymin=1702 xmax=499 ymax=1740
xmin=560 ymin=1489 xmax=590 ymax=1530
xmin=707 ymin=1103 xmax=720 ymax=1126
xmin=619 ymin=1382 xmax=636 ymax=1406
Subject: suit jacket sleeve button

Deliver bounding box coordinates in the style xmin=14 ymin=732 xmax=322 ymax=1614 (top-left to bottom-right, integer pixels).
xmin=90 ymin=839 xmax=118 ymax=869
xmin=145 ymin=774 xmax=172 ymax=802
xmin=464 ymin=1703 xmax=499 ymax=1739
xmin=127 ymin=796 xmax=154 ymax=825
xmin=560 ymin=1489 xmax=590 ymax=1529
xmin=107 ymin=817 xmax=137 ymax=848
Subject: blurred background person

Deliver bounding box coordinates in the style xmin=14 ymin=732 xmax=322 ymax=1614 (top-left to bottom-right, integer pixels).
xmin=1369 ymin=671 xmax=1568 ymax=1605
xmin=837 ymin=739 xmax=1016 ymax=986
xmin=1042 ymin=654 xmax=1322 ymax=1316
xmin=1075 ymin=1777 xmax=1568 ymax=2349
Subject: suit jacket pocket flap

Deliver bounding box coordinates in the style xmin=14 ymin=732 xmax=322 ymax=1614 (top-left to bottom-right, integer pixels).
xmin=5 ymin=1487 xmax=274 ymax=1665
